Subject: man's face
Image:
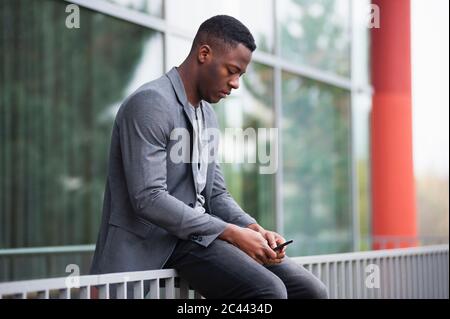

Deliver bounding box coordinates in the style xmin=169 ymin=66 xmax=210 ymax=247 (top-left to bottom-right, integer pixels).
xmin=198 ymin=43 xmax=252 ymax=104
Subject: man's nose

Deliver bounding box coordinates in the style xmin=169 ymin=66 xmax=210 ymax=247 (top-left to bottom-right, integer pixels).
xmin=229 ymin=76 xmax=240 ymax=90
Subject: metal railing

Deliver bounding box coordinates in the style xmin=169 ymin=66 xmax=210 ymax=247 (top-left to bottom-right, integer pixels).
xmin=0 ymin=268 xmax=204 ymax=299
xmin=0 ymin=244 xmax=447 ymax=299
xmin=0 ymin=245 xmax=95 ymax=282
xmin=292 ymin=244 xmax=448 ymax=299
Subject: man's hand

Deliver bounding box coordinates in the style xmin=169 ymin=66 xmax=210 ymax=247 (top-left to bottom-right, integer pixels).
xmin=247 ymin=223 xmax=287 ymax=259
xmin=219 ymin=224 xmax=283 ymax=265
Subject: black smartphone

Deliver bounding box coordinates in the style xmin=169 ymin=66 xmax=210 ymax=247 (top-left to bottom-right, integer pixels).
xmin=273 ymin=240 xmax=293 ymax=251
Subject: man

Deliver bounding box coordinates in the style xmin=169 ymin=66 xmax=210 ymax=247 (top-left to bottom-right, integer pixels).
xmin=91 ymin=15 xmax=328 ymax=299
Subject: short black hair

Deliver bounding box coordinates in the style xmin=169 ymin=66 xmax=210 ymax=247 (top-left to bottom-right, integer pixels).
xmin=192 ymin=15 xmax=256 ymax=53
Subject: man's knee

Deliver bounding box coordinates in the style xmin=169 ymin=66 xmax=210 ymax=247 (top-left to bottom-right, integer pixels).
xmin=253 ymin=274 xmax=288 ymax=299
xmin=287 ymin=273 xmax=329 ymax=299
xmin=309 ymin=280 xmax=329 ymax=299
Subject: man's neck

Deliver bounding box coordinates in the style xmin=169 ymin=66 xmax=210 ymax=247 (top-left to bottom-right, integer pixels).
xmin=177 ymin=62 xmax=201 ymax=107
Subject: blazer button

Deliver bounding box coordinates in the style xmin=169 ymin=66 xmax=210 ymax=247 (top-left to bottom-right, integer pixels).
xmin=197 ymin=236 xmax=203 ymax=242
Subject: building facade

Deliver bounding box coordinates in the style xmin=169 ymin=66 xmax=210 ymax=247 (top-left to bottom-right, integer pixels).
xmin=0 ymin=0 xmax=373 ymax=280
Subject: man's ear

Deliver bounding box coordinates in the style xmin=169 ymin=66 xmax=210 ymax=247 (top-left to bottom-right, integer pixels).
xmin=197 ymin=44 xmax=212 ymax=64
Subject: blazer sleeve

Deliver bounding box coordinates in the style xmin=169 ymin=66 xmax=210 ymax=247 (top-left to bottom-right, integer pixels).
xmin=117 ymin=90 xmax=227 ymax=247
xmin=208 ymin=161 xmax=257 ymax=228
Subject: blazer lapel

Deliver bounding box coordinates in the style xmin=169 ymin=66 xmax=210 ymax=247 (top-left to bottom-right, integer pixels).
xmin=166 ymin=67 xmax=219 ymax=208
xmin=166 ymin=67 xmax=198 ymax=196
xmin=166 ymin=67 xmax=195 ymax=130
xmin=201 ymin=103 xmax=219 ymax=204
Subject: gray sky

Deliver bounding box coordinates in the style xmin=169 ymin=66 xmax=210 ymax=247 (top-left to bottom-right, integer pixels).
xmin=412 ymin=0 xmax=449 ymax=178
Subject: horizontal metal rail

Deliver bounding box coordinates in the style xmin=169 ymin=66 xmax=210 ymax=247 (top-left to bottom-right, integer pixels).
xmin=0 ymin=245 xmax=95 ymax=256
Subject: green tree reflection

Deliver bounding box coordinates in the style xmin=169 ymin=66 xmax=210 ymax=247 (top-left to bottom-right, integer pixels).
xmin=0 ymin=0 xmax=155 ymax=250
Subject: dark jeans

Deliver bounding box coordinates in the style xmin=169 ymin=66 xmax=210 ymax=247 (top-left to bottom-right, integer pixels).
xmin=164 ymin=238 xmax=329 ymax=299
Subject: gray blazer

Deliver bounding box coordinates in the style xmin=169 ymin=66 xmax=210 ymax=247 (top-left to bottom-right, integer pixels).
xmin=90 ymin=67 xmax=257 ymax=274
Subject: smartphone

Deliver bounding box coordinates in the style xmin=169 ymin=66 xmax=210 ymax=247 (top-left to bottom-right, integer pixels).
xmin=273 ymin=240 xmax=293 ymax=251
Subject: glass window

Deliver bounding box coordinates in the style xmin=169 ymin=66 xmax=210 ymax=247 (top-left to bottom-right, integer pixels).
xmin=166 ymin=35 xmax=191 ymax=71
xmin=0 ymin=0 xmax=163 ymax=250
xmin=282 ymin=71 xmax=352 ymax=255
xmin=277 ymin=0 xmax=351 ymax=77
xmin=165 ymin=0 xmax=274 ymax=53
xmin=351 ymin=0 xmax=371 ymax=250
xmin=352 ymin=93 xmax=371 ymax=251
xmin=214 ymin=63 xmax=276 ymax=230
xmin=351 ymin=0 xmax=371 ymax=87
xmin=105 ymin=0 xmax=163 ymax=17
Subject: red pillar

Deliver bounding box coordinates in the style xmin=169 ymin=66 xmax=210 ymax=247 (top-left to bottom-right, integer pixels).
xmin=370 ymin=0 xmax=417 ymax=249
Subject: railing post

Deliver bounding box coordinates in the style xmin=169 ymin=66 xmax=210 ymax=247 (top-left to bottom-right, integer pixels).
xmin=98 ymin=284 xmax=109 ymax=299
xmin=149 ymin=279 xmax=160 ymax=299
xmin=133 ymin=281 xmax=144 ymax=299
xmin=79 ymin=286 xmax=90 ymax=299
xmin=355 ymin=259 xmax=361 ymax=299
xmin=59 ymin=288 xmax=69 ymax=299
xmin=116 ymin=282 xmax=126 ymax=299
xmin=164 ymin=277 xmax=175 ymax=299
xmin=348 ymin=260 xmax=353 ymax=299
xmin=340 ymin=261 xmax=346 ymax=298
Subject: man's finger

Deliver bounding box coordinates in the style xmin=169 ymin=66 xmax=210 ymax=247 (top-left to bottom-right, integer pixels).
xmin=263 ymin=245 xmax=277 ymax=259
xmin=274 ymin=233 xmax=286 ymax=245
xmin=276 ymin=251 xmax=286 ymax=259
xmin=266 ymin=232 xmax=277 ymax=249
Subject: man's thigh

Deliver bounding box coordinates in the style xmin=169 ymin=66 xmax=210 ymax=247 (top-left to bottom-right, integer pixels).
xmin=164 ymin=239 xmax=288 ymax=299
